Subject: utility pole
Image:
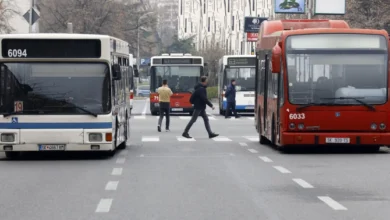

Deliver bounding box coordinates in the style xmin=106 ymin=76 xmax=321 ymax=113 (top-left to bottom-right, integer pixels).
xmin=67 ymin=23 xmax=73 ymax=33
xmin=29 ymin=0 xmax=34 ymax=33
xmin=307 ymin=0 xmax=312 ymax=19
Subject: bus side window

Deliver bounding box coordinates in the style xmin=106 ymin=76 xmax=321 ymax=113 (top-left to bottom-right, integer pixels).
xmin=279 ymin=62 xmax=284 ymax=106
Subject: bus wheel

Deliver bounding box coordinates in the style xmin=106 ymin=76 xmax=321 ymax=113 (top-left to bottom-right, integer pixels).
xmin=118 ymin=116 xmax=128 ymax=150
xmin=5 ymin=151 xmax=20 ymax=159
xmin=271 ymin=117 xmax=276 ymax=145
xmin=105 ymin=150 xmax=115 ymax=157
xmin=151 ymin=111 xmax=158 ymax=116
xmin=258 ymin=117 xmax=267 ymax=145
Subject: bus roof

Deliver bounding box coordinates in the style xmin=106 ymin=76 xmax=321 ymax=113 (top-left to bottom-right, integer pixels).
xmin=222 ymin=55 xmax=256 ymax=58
xmin=0 ymin=33 xmax=112 ymax=40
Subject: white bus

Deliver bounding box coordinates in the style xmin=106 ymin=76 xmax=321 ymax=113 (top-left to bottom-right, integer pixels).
xmin=0 ymin=34 xmax=132 ymax=158
xmin=217 ymin=55 xmax=256 ymax=115
xmin=128 ymin=54 xmax=138 ymax=112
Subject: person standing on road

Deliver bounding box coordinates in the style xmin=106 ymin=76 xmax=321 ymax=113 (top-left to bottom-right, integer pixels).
xmin=182 ymin=76 xmax=219 ymax=139
xmin=224 ymin=79 xmax=240 ymax=119
xmin=157 ymin=79 xmax=173 ymax=132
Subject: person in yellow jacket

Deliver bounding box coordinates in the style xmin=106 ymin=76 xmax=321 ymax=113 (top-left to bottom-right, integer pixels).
xmin=157 ymin=79 xmax=173 ymax=132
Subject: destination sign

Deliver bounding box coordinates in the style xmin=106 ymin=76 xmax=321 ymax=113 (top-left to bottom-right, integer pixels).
xmin=1 ymin=39 xmax=101 ymax=58
xmin=152 ymin=58 xmax=202 ymax=65
xmin=227 ymin=57 xmax=256 ymax=66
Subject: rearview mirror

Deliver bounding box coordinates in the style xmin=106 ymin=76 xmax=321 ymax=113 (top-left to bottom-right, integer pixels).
xmin=112 ymin=64 xmax=121 ymax=80
xmin=271 ymin=45 xmax=282 ymax=73
xmin=133 ymin=65 xmax=139 ymax=77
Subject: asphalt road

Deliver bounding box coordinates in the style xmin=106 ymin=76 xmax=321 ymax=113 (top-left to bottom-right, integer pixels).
xmin=1 ymin=99 xmax=390 ymax=219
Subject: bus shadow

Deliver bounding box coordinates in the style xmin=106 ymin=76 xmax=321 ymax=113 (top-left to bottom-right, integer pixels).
xmin=277 ymin=146 xmax=390 ymax=155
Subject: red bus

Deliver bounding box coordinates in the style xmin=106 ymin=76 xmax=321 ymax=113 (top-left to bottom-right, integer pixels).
xmin=149 ymin=53 xmax=207 ymax=115
xmin=255 ymin=19 xmax=390 ymax=151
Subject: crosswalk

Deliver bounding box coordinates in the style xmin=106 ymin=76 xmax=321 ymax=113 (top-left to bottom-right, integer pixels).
xmin=132 ymin=115 xmax=255 ymax=121
xmin=135 ymin=135 xmax=259 ymax=142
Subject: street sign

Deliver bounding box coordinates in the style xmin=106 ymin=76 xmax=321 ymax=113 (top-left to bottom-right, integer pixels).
xmin=244 ymin=17 xmax=267 ymax=33
xmin=23 ymin=8 xmax=40 ymax=25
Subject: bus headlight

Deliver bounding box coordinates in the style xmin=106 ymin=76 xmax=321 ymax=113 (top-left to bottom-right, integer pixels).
xmin=89 ymin=133 xmax=103 ymax=142
xmin=371 ymin=123 xmax=377 ymax=130
xmin=298 ymin=124 xmax=304 ymax=130
xmin=289 ymin=123 xmax=295 ymax=129
xmin=380 ymin=123 xmax=386 ymax=130
xmin=1 ymin=133 xmax=15 ymax=142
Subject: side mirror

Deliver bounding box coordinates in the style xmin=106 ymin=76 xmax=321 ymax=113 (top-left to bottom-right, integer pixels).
xmin=133 ymin=65 xmax=139 ymax=77
xmin=112 ymin=64 xmax=121 ymax=80
xmin=271 ymin=45 xmax=282 ymax=73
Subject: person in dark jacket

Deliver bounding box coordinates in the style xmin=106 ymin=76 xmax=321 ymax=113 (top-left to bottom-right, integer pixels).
xmin=182 ymin=76 xmax=219 ymax=139
xmin=225 ymin=79 xmax=240 ymax=119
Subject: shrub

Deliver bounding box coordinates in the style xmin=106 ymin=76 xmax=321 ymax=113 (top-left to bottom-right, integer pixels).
xmin=207 ymin=86 xmax=218 ymax=99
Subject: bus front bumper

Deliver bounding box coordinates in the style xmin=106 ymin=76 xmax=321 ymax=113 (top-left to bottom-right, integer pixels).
xmin=282 ymin=132 xmax=390 ymax=147
xmin=0 ymin=143 xmax=113 ymax=151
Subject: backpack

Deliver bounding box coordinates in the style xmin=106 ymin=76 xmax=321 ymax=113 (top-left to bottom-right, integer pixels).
xmin=189 ymin=91 xmax=195 ymax=104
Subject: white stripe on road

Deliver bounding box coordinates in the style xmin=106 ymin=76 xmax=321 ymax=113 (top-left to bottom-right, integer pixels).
xmin=116 ymin=157 xmax=126 ymax=164
xmin=258 ymin=156 xmax=273 ymax=162
xmin=111 ymin=168 xmax=123 ymax=176
xmin=273 ymin=166 xmax=291 ymax=174
xmin=179 ymin=116 xmax=191 ymax=120
xmin=212 ymin=136 xmax=232 ymax=142
xmin=247 ymin=149 xmax=258 ymax=153
xmin=134 ymin=115 xmax=146 ymax=119
xmin=239 ymin=142 xmax=248 ymax=147
xmin=141 ymin=98 xmax=149 ymax=115
xmin=105 ymin=181 xmax=119 ymax=191
xmin=177 ymin=136 xmax=196 ymax=141
xmin=248 ymin=117 xmax=255 ymax=120
xmin=245 ymin=136 xmax=259 ymax=142
xmin=292 ymin=178 xmax=314 ymax=188
xmin=142 ymin=136 xmax=160 ymax=142
xmin=95 ymin=199 xmax=113 ymax=213
xmin=208 ymin=116 xmax=216 ymax=120
xmin=318 ymin=196 xmax=347 ymax=210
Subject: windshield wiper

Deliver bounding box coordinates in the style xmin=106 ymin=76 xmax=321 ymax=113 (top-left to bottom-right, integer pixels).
xmin=296 ymin=102 xmax=336 ymax=111
xmin=321 ymin=97 xmax=375 ymax=111
xmin=3 ymin=110 xmax=43 ymax=117
xmin=42 ymin=105 xmax=98 ymax=117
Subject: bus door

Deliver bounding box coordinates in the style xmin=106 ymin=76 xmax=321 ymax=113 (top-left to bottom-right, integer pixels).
xmin=262 ymin=54 xmax=270 ymax=130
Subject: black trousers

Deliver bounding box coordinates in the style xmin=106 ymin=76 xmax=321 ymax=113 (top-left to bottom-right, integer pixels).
xmin=158 ymin=102 xmax=170 ymax=129
xmin=225 ymin=101 xmax=238 ymax=117
xmin=183 ymin=109 xmax=212 ymax=134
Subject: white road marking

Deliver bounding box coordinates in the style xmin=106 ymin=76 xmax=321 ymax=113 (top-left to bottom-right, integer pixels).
xmin=213 ymin=136 xmax=232 ymax=142
xmin=105 ymin=181 xmax=119 ymax=191
xmin=111 ymin=168 xmax=123 ymax=176
xmin=177 ymin=136 xmax=196 ymax=141
xmin=247 ymin=149 xmax=258 ymax=153
xmin=318 ymin=196 xmax=347 ymax=210
xmin=244 ymin=136 xmax=259 ymax=142
xmin=139 ymin=154 xmax=144 ymax=157
xmin=229 ymin=153 xmax=235 ymax=156
xmin=208 ymin=116 xmax=216 ymax=120
xmin=142 ymin=136 xmax=160 ymax=142
xmin=273 ymin=166 xmax=291 ymax=174
xmin=239 ymin=142 xmax=248 ymax=147
xmin=141 ymin=98 xmax=149 ymax=115
xmin=116 ymin=157 xmax=126 ymax=164
xmin=293 ymin=178 xmax=314 ymax=188
xmin=248 ymin=117 xmax=255 ymax=120
xmin=179 ymin=116 xmax=191 ymax=120
xmin=258 ymin=156 xmax=273 ymax=162
xmin=134 ymin=115 xmax=146 ymax=119
xmin=95 ymin=199 xmax=113 ymax=213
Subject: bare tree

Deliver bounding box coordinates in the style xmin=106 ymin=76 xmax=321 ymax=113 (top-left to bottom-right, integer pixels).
xmin=38 ymin=0 xmax=158 ymax=54
xmin=344 ymin=0 xmax=390 ymax=29
xmin=0 ymin=0 xmax=18 ymax=33
xmin=195 ymin=36 xmax=225 ymax=86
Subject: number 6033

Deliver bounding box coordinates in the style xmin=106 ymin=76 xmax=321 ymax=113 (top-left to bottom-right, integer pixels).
xmin=289 ymin=113 xmax=305 ymax=120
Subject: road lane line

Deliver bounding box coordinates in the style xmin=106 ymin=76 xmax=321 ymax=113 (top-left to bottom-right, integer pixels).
xmin=95 ymin=199 xmax=113 ymax=213
xmin=111 ymin=168 xmax=123 ymax=176
xmin=273 ymin=166 xmax=291 ymax=174
xmin=141 ymin=98 xmax=149 ymax=115
xmin=116 ymin=157 xmax=126 ymax=164
xmin=141 ymin=136 xmax=160 ymax=142
xmin=247 ymin=149 xmax=258 ymax=153
xmin=213 ymin=136 xmax=232 ymax=142
xmin=244 ymin=136 xmax=259 ymax=142
xmin=134 ymin=115 xmax=146 ymax=119
xmin=105 ymin=181 xmax=119 ymax=191
xmin=239 ymin=142 xmax=248 ymax=147
xmin=258 ymin=156 xmax=273 ymax=162
xmin=293 ymin=178 xmax=314 ymax=188
xmin=318 ymin=196 xmax=347 ymax=210
xmin=177 ymin=136 xmax=196 ymax=141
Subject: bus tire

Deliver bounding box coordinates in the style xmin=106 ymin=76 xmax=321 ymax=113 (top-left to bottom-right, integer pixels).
xmin=151 ymin=111 xmax=158 ymax=116
xmin=105 ymin=150 xmax=115 ymax=157
xmin=271 ymin=117 xmax=276 ymax=146
xmin=258 ymin=116 xmax=267 ymax=145
xmin=118 ymin=115 xmax=128 ymax=150
xmin=5 ymin=151 xmax=20 ymax=159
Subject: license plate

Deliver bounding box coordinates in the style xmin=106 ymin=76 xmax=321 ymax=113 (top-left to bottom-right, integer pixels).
xmin=39 ymin=144 xmax=66 ymax=151
xmin=245 ymin=106 xmax=254 ymax=109
xmin=325 ymin=138 xmax=350 ymax=144
xmin=171 ymin=108 xmax=183 ymax=111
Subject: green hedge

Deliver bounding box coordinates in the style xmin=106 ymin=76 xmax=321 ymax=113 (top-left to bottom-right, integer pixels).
xmin=207 ymin=86 xmax=218 ymax=99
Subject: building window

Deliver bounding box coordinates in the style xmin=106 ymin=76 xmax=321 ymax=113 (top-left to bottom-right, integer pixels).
xmin=228 ymin=0 xmax=230 ymax=12
xmin=204 ymin=0 xmax=206 ymax=14
xmin=180 ymin=0 xmax=183 ymax=15
xmin=185 ymin=18 xmax=187 ymax=33
xmin=208 ymin=17 xmax=210 ymax=32
xmin=252 ymin=0 xmax=255 ymax=11
xmin=232 ymin=16 xmax=234 ymax=30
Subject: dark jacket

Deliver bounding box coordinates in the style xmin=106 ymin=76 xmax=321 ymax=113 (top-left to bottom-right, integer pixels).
xmin=225 ymin=84 xmax=236 ymax=103
xmin=190 ymin=83 xmax=213 ymax=110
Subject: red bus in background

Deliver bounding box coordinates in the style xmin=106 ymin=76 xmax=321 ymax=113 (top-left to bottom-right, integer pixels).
xmin=255 ymin=19 xmax=390 ymax=152
xmin=149 ymin=53 xmax=207 ymax=115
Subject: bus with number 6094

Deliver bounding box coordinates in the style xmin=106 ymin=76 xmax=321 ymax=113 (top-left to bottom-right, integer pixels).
xmin=255 ymin=19 xmax=390 ymax=152
xmin=0 ymin=34 xmax=132 ymax=159
xmin=149 ymin=53 xmax=207 ymax=115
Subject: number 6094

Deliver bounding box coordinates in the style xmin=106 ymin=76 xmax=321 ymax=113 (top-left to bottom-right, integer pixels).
xmin=7 ymin=49 xmax=27 ymax=58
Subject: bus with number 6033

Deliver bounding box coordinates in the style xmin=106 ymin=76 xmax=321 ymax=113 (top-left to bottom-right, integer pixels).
xmin=149 ymin=53 xmax=207 ymax=115
xmin=0 ymin=34 xmax=133 ymax=159
xmin=255 ymin=19 xmax=390 ymax=152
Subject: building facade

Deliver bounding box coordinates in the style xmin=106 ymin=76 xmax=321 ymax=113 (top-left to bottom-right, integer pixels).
xmin=178 ymin=0 xmax=274 ymax=55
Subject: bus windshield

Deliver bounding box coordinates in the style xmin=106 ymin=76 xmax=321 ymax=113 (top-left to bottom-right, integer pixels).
xmin=286 ymin=53 xmax=387 ymax=105
xmin=153 ymin=66 xmax=201 ymax=93
xmin=0 ymin=63 xmax=111 ymax=115
xmin=225 ymin=67 xmax=255 ymax=91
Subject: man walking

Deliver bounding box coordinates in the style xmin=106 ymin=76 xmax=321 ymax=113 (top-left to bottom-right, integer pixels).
xmin=182 ymin=76 xmax=219 ymax=139
xmin=225 ymin=79 xmax=240 ymax=119
xmin=157 ymin=79 xmax=173 ymax=132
